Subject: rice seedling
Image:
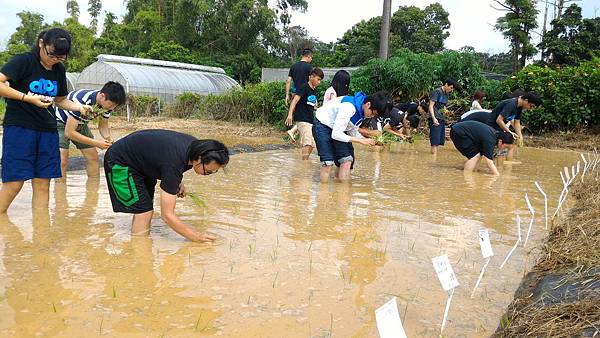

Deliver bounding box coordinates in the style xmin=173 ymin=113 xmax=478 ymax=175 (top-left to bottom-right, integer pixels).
xmin=188 ymin=192 xmax=207 ymax=209
xmin=194 ymin=312 xmax=203 ymax=331
xmin=272 ymin=271 xmax=279 ymax=288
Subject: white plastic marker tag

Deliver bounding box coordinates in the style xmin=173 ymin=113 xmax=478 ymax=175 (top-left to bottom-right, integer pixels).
xmin=376 ymin=297 xmax=408 ymax=338
xmin=576 ymin=161 xmax=581 ymax=175
xmin=581 ymin=154 xmax=589 ymax=182
xmin=564 ymin=167 xmax=571 ymax=184
xmin=500 ymin=215 xmax=521 ymax=269
xmin=534 ymin=181 xmax=548 ymax=230
xmin=523 ymin=194 xmax=535 ymax=247
xmin=432 ymin=255 xmax=460 ymax=291
xmin=478 ymin=229 xmax=493 ymax=259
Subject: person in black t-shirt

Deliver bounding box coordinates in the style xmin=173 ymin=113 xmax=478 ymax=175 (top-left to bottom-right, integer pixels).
xmin=285 ymin=48 xmax=314 ymax=106
xmin=358 ymin=102 xmax=424 ymax=139
xmin=285 ymin=68 xmax=324 ymax=160
xmin=0 ymin=28 xmax=92 ymax=213
xmin=486 ymin=92 xmax=541 ymax=161
xmin=285 ymin=48 xmax=314 ymax=142
xmin=103 ymin=129 xmax=229 ymax=242
xmin=450 ymin=121 xmax=514 ymax=175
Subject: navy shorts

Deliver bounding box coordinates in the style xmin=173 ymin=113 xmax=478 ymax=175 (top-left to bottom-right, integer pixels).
xmin=312 ymin=119 xmax=354 ymax=167
xmin=1 ymin=126 xmax=61 ymax=182
xmin=428 ymin=118 xmax=446 ymax=146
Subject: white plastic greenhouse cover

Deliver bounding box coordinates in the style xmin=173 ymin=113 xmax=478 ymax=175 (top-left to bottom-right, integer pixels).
xmin=65 ymin=72 xmax=79 ymax=92
xmin=76 ymin=54 xmax=239 ymax=102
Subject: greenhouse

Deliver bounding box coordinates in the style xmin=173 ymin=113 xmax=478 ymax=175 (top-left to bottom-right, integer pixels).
xmin=65 ymin=72 xmax=79 ymax=92
xmin=76 ymin=54 xmax=239 ymax=103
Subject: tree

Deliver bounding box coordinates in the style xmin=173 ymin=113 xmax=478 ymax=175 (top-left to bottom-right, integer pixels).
xmin=390 ymin=3 xmax=450 ymax=53
xmin=336 ymin=3 xmax=451 ymax=66
xmin=494 ymin=0 xmax=539 ymax=72
xmin=88 ymin=0 xmax=102 ymax=32
xmin=66 ymin=0 xmax=80 ymax=21
xmin=1 ymin=11 xmax=45 ymax=64
xmin=540 ymin=4 xmax=600 ymax=65
xmin=8 ymin=11 xmax=45 ymax=47
xmin=284 ymin=25 xmax=311 ymax=59
xmin=379 ymin=0 xmax=391 ymax=59
xmin=53 ymin=17 xmax=98 ymax=72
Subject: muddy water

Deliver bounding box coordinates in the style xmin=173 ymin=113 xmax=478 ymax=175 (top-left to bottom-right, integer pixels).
xmin=0 ymin=141 xmax=580 ymax=337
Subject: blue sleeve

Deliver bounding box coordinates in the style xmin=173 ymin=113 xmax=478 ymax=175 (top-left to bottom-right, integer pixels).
xmin=430 ymin=89 xmax=441 ymax=102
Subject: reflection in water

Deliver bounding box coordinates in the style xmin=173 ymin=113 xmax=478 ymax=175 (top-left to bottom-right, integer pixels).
xmin=0 ymin=142 xmax=579 ymax=337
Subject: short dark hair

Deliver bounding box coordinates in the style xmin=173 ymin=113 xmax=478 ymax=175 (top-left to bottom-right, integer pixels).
xmin=473 ymin=90 xmax=486 ymax=101
xmin=188 ymin=139 xmax=230 ymax=166
xmin=407 ymin=114 xmax=420 ymax=128
xmin=496 ymin=131 xmax=515 ymax=145
xmin=364 ymin=91 xmax=391 ymax=115
xmin=417 ymin=102 xmax=428 ymax=114
xmin=100 ymin=81 xmax=126 ymax=106
xmin=521 ymin=92 xmax=542 ymax=106
xmin=331 ymin=70 xmax=350 ymax=97
xmin=310 ymin=68 xmax=324 ymax=79
xmin=33 ymin=28 xmax=72 ymax=55
xmin=443 ymin=78 xmax=457 ymax=88
xmin=301 ymin=48 xmax=313 ymax=57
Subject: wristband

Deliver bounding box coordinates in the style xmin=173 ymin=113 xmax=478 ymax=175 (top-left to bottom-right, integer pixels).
xmin=21 ymin=93 xmax=26 ymax=101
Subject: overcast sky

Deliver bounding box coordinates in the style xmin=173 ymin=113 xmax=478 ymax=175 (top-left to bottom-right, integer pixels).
xmin=0 ymin=0 xmax=597 ymax=54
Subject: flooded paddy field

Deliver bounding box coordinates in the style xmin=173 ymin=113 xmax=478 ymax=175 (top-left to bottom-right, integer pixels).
xmin=0 ymin=140 xmax=580 ymax=337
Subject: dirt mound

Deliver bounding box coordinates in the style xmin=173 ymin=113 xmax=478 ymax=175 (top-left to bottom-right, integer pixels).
xmin=493 ymin=169 xmax=600 ymax=337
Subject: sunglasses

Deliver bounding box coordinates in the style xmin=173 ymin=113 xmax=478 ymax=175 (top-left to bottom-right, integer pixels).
xmin=44 ymin=45 xmax=67 ymax=61
xmin=195 ymin=162 xmax=218 ymax=175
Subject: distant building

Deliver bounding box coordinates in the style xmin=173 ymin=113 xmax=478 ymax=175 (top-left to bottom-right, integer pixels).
xmin=261 ymin=67 xmax=359 ymax=83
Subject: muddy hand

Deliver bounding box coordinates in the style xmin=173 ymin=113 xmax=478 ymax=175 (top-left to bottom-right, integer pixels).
xmin=196 ymin=233 xmax=216 ymax=242
xmin=361 ymin=138 xmax=376 ymax=146
xmin=79 ymin=105 xmax=93 ymax=118
xmin=96 ymin=139 xmax=112 ymax=150
xmin=25 ymin=95 xmax=53 ymax=108
xmin=177 ymin=183 xmax=187 ymax=198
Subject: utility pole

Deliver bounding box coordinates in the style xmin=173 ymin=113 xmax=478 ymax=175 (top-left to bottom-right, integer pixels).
xmin=379 ymin=0 xmax=392 ymax=60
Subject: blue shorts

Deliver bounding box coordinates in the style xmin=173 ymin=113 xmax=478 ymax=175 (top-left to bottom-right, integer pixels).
xmin=312 ymin=119 xmax=354 ymax=167
xmin=1 ymin=126 xmax=61 ymax=182
xmin=428 ymin=118 xmax=446 ymax=146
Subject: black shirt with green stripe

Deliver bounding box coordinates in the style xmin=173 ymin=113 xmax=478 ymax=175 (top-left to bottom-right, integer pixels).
xmin=107 ymin=129 xmax=195 ymax=195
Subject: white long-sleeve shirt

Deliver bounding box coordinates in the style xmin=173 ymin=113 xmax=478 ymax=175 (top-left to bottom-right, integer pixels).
xmin=315 ymin=96 xmax=364 ymax=143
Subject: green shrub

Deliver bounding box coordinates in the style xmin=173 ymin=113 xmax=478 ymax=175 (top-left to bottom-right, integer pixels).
xmin=0 ymin=98 xmax=6 ymax=122
xmin=167 ymin=92 xmax=203 ymax=118
xmin=503 ymin=61 xmax=600 ymax=131
xmin=196 ymin=81 xmax=288 ymax=128
xmin=351 ymin=49 xmax=486 ymax=102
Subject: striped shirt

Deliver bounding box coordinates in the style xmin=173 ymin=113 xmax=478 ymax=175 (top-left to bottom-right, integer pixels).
xmin=55 ymin=89 xmax=110 ymax=124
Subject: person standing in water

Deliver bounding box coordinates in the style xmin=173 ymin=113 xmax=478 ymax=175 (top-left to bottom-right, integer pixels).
xmin=0 ymin=28 xmax=92 ymax=213
xmin=312 ymin=91 xmax=389 ymax=182
xmin=103 ymin=129 xmax=229 ymax=242
xmin=322 ymin=70 xmax=351 ymax=105
xmin=285 ymin=68 xmax=324 ymax=160
xmin=450 ymin=120 xmax=514 ymax=175
xmin=427 ymin=79 xmax=456 ymax=155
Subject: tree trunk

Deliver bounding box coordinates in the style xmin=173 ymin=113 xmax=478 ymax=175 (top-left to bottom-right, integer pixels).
xmin=541 ymin=0 xmax=549 ymax=62
xmin=379 ymin=0 xmax=392 ymax=59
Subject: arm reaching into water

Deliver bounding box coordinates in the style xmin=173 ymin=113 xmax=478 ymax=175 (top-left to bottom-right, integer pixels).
xmin=160 ymin=190 xmax=216 ymax=242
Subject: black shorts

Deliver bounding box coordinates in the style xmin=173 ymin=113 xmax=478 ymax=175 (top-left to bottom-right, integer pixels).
xmin=450 ymin=126 xmax=478 ymax=159
xmin=104 ymin=149 xmax=156 ymax=214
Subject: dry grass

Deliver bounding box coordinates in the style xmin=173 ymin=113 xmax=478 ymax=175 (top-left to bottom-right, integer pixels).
xmin=494 ymin=170 xmax=600 ymax=337
xmin=525 ymin=128 xmax=600 ymax=152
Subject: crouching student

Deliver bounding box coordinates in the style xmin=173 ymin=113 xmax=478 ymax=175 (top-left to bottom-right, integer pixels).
xmin=55 ymin=81 xmax=126 ymax=180
xmin=382 ymin=102 xmax=424 ymax=139
xmin=104 ymin=129 xmax=229 ymax=242
xmin=312 ymin=91 xmax=389 ymax=182
xmin=450 ymin=120 xmax=514 ymax=175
